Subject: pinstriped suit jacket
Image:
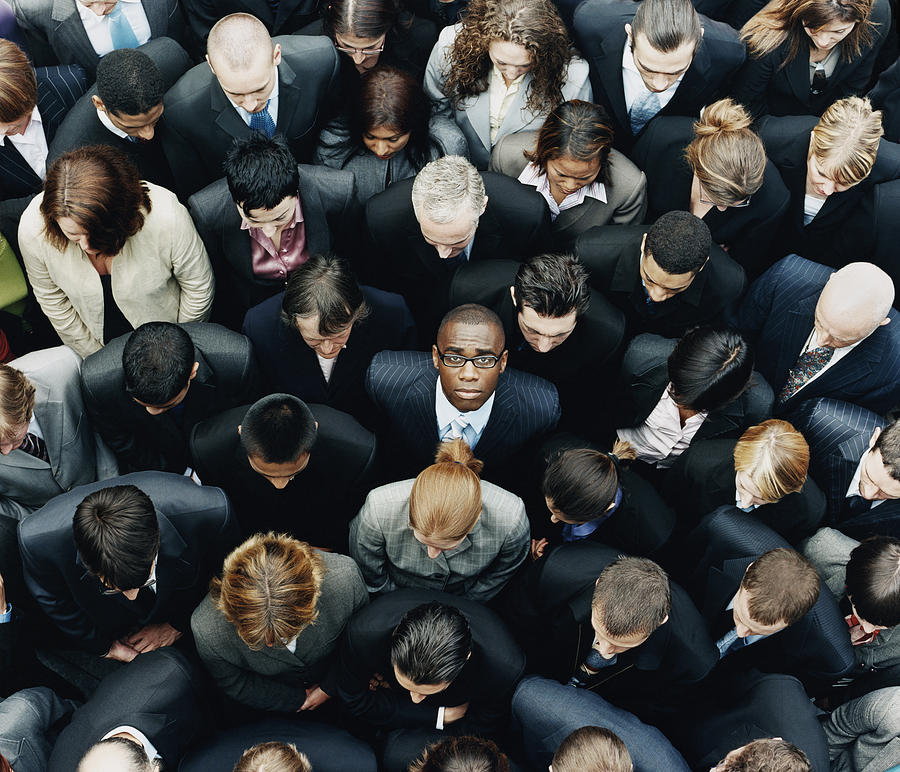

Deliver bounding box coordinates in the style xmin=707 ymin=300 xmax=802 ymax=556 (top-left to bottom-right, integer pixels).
xmin=365 ymin=350 xmax=560 ymax=485
xmin=735 ymin=254 xmax=900 ymax=416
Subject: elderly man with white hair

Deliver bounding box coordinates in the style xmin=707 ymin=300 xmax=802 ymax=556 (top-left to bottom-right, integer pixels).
xmin=735 ymin=253 xmax=900 ymax=416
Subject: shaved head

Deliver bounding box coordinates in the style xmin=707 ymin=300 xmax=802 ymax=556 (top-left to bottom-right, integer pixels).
xmin=207 ymin=13 xmax=274 ymax=71
xmin=815 ymin=262 xmax=894 ymax=347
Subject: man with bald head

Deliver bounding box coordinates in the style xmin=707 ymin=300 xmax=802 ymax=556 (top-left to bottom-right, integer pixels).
xmin=162 ymin=12 xmax=339 ymax=197
xmin=735 ymin=254 xmax=900 ymax=416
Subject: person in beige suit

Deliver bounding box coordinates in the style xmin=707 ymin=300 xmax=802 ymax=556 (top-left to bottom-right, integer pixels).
xmin=19 ymin=145 xmax=213 ymax=358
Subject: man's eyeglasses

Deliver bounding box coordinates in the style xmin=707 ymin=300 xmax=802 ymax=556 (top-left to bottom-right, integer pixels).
xmin=334 ymin=36 xmax=385 ymax=56
xmin=435 ymin=347 xmax=503 ymax=369
xmin=699 ymin=189 xmax=752 ymax=208
xmin=100 ymin=575 xmax=157 ymax=596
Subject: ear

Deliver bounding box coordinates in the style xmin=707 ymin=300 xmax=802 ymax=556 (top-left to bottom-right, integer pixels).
xmin=479 ymin=196 xmax=488 ymax=217
xmin=272 ymin=43 xmax=282 ymax=66
xmin=498 ymin=349 xmax=509 ymax=373
xmin=605 ymin=499 xmax=617 ymax=512
xmin=91 ymin=94 xmax=106 ymax=113
xmin=660 ymin=613 xmax=669 ymax=625
xmin=700 ymin=25 xmax=705 ymax=38
xmin=880 ymin=317 xmax=891 ymax=326
xmin=625 ymin=23 xmax=632 ymax=43
xmin=314 ymin=421 xmax=319 ymax=430
xmin=509 ymin=286 xmax=516 ymax=305
xmin=432 ymin=344 xmax=441 ymax=370
xmin=640 ymin=232 xmax=647 ymax=258
xmin=869 ymin=426 xmax=882 ymax=449
xmin=189 ymin=362 xmax=199 ymax=381
xmin=205 ymin=53 xmax=214 ymax=73
xmin=237 ymin=424 xmax=242 ymax=436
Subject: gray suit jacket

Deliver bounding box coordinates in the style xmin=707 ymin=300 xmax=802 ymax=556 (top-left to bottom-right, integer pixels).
xmin=191 ymin=551 xmax=367 ymax=712
xmin=824 ymin=687 xmax=900 ymax=772
xmin=0 ymin=687 xmax=76 ymax=772
xmin=350 ymin=478 xmax=530 ymax=602
xmin=0 ymin=346 xmax=117 ymax=520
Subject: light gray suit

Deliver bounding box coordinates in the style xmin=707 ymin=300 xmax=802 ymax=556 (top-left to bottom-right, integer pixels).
xmin=824 ymin=687 xmax=900 ymax=772
xmin=424 ymin=24 xmax=592 ymax=169
xmin=0 ymin=346 xmax=117 ymax=520
xmin=191 ymin=551 xmax=368 ymax=712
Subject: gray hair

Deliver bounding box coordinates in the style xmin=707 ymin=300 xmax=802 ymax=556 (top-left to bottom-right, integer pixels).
xmin=411 ymin=155 xmax=487 ymax=224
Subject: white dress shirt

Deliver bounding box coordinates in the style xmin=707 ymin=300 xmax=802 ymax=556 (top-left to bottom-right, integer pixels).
xmin=0 ymin=106 xmax=48 ymax=179
xmin=101 ymin=726 xmax=161 ymax=762
xmin=97 ymin=107 xmax=131 ymax=139
xmin=316 ymin=352 xmax=339 ymax=383
xmin=76 ymin=0 xmax=152 ymax=57
xmin=228 ymin=72 xmax=280 ymax=127
xmin=488 ymin=65 xmax=526 ymax=145
xmin=435 ymin=378 xmax=495 ymax=449
xmin=803 ymin=193 xmax=826 ymax=225
xmin=846 ymin=451 xmax=886 ymax=509
xmin=621 ymin=42 xmax=683 ymax=115
xmin=517 ymin=162 xmax=607 ymax=221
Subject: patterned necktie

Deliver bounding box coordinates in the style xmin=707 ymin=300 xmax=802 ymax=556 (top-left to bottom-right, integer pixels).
xmin=629 ymin=90 xmax=660 ymax=135
xmin=19 ymin=432 xmax=49 ymax=463
xmin=777 ymin=345 xmax=834 ymax=403
xmin=107 ymin=2 xmax=140 ymax=50
xmin=249 ymin=100 xmax=276 ymax=138
xmin=443 ymin=417 xmax=477 ymax=448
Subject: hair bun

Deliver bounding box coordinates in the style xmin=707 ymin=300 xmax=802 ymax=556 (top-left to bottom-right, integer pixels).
xmin=694 ymin=98 xmax=753 ymax=137
xmin=434 ymin=437 xmax=485 ymax=476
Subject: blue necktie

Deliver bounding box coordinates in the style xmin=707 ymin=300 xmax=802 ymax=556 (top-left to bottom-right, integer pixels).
xmin=249 ymin=100 xmax=276 ymax=138
xmin=629 ymin=90 xmax=660 ymax=135
xmin=107 ymin=2 xmax=140 ymax=50
xmin=444 ymin=417 xmax=477 ymax=448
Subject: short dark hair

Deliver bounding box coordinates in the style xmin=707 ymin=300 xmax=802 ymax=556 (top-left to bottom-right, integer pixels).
xmin=73 ymin=485 xmax=160 ymax=591
xmin=845 ymin=536 xmax=900 ymax=627
xmin=632 ymin=0 xmax=702 ymax=53
xmin=514 ymin=254 xmax=591 ymax=319
xmin=391 ymin=602 xmax=472 ymax=685
xmin=240 ymin=394 xmax=317 ymax=464
xmin=645 ymin=211 xmax=711 ymax=275
xmin=96 ymin=48 xmax=164 ymax=117
xmin=718 ymin=738 xmax=810 ymax=772
xmin=667 ymin=326 xmax=753 ymax=412
xmin=224 ymin=133 xmax=299 ymax=212
xmin=123 ymin=322 xmax=195 ymax=406
xmin=437 ymin=304 xmax=505 ymax=350
xmin=873 ymin=418 xmax=900 ymax=481
xmin=741 ymin=549 xmax=820 ymax=626
xmin=592 ymin=557 xmax=671 ymax=638
xmin=279 ymin=253 xmax=369 ymax=336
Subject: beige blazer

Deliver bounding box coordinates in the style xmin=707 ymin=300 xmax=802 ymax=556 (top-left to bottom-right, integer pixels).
xmin=20 ymin=182 xmax=214 ymax=358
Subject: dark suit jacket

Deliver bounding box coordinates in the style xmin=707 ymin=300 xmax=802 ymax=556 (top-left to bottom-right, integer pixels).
xmin=870 ymin=56 xmax=900 ymax=142
xmin=664 ymin=437 xmax=826 ymax=543
xmin=80 ymin=323 xmax=261 ymax=474
xmin=18 ymin=471 xmax=240 ymax=655
xmin=0 ymin=515 xmax=22 ymax=688
xmin=189 ymin=164 xmax=360 ymax=328
xmin=629 ymin=115 xmax=790 ymax=276
xmin=242 ymin=286 xmax=416 ymax=428
xmin=162 ymin=35 xmax=340 ymax=197
xmin=365 ymin=350 xmax=561 ymax=487
xmin=575 ymin=224 xmax=746 ymax=339
xmin=572 ymin=0 xmax=745 ymax=152
xmin=679 ymin=507 xmax=856 ymax=686
xmin=334 ymin=588 xmax=525 ymax=737
xmin=734 ymin=254 xmax=900 ymax=416
xmin=47 ymin=648 xmax=207 ymax=772
xmin=181 ymin=0 xmax=318 ymax=40
xmin=364 ymin=172 xmax=552 ymax=342
xmin=189 ymin=403 xmax=377 ymax=551
xmin=618 ymin=333 xmax=775 ymax=443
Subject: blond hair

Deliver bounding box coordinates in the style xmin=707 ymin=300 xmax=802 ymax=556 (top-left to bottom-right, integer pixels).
xmin=0 ymin=364 xmax=35 ymax=441
xmin=734 ymin=420 xmax=809 ymax=503
xmin=552 ymin=727 xmax=633 ymax=772
xmin=810 ymin=96 xmax=883 ymax=187
xmin=232 ymin=742 xmax=311 ymax=772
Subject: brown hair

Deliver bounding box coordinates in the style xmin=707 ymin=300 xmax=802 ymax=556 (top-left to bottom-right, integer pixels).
xmin=592 ymin=557 xmax=671 ymax=638
xmin=409 ymin=439 xmax=484 ymax=541
xmin=0 ymin=364 xmax=35 ymax=441
xmin=741 ymin=0 xmax=875 ymax=64
xmin=443 ymin=0 xmax=573 ymax=115
xmin=409 ymin=736 xmax=510 ymax=772
xmin=211 ymin=532 xmax=324 ymax=650
xmin=40 ymin=145 xmax=151 ymax=257
xmin=525 ymin=100 xmax=613 ymax=184
xmin=232 ymin=742 xmax=311 ymax=772
xmin=810 ymin=96 xmax=883 ymax=187
xmin=733 ymin=420 xmax=809 ymax=502
xmin=719 ymin=738 xmax=811 ymax=771
xmin=685 ymin=99 xmax=766 ymax=206
xmin=741 ymin=548 xmax=820 ymax=626
xmin=552 ymin=727 xmax=632 ymax=772
xmin=0 ymin=40 xmax=36 ymax=122
xmin=631 ymin=0 xmax=703 ymax=53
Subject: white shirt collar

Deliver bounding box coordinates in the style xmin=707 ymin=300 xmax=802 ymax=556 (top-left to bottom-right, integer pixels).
xmin=434 ymin=376 xmax=495 ymax=438
xmin=100 ymin=726 xmax=161 ymax=762
xmin=96 ymin=107 xmax=131 ymax=139
xmin=0 ymin=105 xmax=42 ymax=147
xmin=846 ymin=449 xmax=886 ymax=508
xmin=518 ymin=162 xmax=607 ymax=219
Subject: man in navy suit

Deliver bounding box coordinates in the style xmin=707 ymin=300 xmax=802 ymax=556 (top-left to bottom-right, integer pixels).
xmin=734 ymin=255 xmax=900 ymax=416
xmin=365 ymin=303 xmax=560 ymax=490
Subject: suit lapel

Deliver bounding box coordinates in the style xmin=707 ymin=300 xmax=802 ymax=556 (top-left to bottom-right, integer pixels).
xmin=274 ymin=58 xmax=303 ymax=137
xmin=0 ymin=141 xmax=41 ymax=195
xmin=495 ymin=73 xmax=533 ymax=142
xmin=464 ymin=93 xmax=492 ymax=157
xmin=474 ymin=376 xmax=517 ymax=458
xmin=211 ymin=84 xmax=251 ymax=143
xmin=52 ymin=0 xmax=97 ymax=68
xmin=403 ymin=370 xmax=440 ymax=460
xmin=785 ymin=53 xmax=812 ymax=110
xmin=599 ymin=36 xmax=629 ymax=131
xmin=297 ymin=172 xmax=332 ymax=256
xmin=141 ymin=0 xmax=167 ymax=35
xmin=775 ymin=297 xmax=816 ymax=386
xmin=151 ymin=512 xmax=192 ymax=615
xmin=32 ymin=381 xmax=64 ymax=479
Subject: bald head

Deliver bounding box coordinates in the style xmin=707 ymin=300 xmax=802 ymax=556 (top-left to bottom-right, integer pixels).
xmin=78 ymin=738 xmax=156 ymax=772
xmin=207 ymin=13 xmax=274 ymax=72
xmin=815 ymin=262 xmax=894 ymax=348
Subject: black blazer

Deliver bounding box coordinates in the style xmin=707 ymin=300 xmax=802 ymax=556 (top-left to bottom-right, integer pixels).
xmin=629 ymin=115 xmax=790 ymax=276
xmin=572 ymin=0 xmax=745 ymax=152
xmin=181 ymin=0 xmax=318 ymax=40
xmin=242 ymin=286 xmax=416 ymax=428
xmin=189 ymin=403 xmax=377 ymax=551
xmin=47 ymin=648 xmax=207 ymax=772
xmin=334 ymin=589 xmax=525 ymax=737
xmin=162 ymin=35 xmax=340 ymax=197
xmin=663 ymin=437 xmax=826 ymax=543
xmin=80 ymin=323 xmax=262 ymax=474
xmin=18 ymin=471 xmax=240 ymax=655
xmin=870 ymin=56 xmax=900 ymax=142
xmin=364 ymin=172 xmax=552 ymax=343
xmin=575 ymin=224 xmax=746 ymax=339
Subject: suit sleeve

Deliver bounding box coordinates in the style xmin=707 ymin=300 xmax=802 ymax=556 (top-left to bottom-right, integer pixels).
xmin=168 ymin=201 xmax=214 ymax=323
xmin=465 ymin=502 xmax=530 ymax=602
xmin=423 ymin=31 xmax=453 ymax=119
xmin=611 ymin=169 xmax=648 ymax=226
xmin=348 ymin=503 xmax=394 ymax=594
xmin=0 ymin=497 xmax=31 ymax=520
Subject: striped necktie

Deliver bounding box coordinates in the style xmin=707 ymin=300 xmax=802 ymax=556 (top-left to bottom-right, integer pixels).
xmin=19 ymin=432 xmax=49 ymax=463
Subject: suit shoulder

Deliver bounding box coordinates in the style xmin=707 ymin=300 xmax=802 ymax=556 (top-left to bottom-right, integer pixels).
xmin=624 ymin=333 xmax=675 ymax=368
xmin=369 ymin=349 xmax=431 ymax=371
xmin=707 ymin=247 xmax=746 ymax=294
xmin=189 ymin=177 xmax=232 ymax=219
xmin=164 ymin=61 xmax=214 ymax=107
xmin=182 ymin=322 xmax=254 ymax=358
xmin=482 ymin=171 xmax=544 ymax=212
xmin=480 ymin=481 xmax=526 ymax=519
xmin=698 ymin=14 xmax=745 ymax=53
xmin=363 ymin=479 xmax=415 ymax=509
xmin=10 ymin=345 xmax=81 ymax=382
xmin=320 ymin=550 xmax=366 ymax=589
xmin=298 ymin=163 xmax=355 ymax=196
xmin=277 ymin=34 xmax=340 ymax=61
xmin=502 ymin=366 xmax=558 ymax=395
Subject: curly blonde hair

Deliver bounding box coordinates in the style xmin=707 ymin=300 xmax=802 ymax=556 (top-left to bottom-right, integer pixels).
xmin=443 ymin=0 xmax=574 ymax=116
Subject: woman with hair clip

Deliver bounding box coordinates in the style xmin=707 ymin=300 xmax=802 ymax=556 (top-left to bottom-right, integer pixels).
xmin=631 ymin=98 xmax=790 ymax=277
xmin=489 ymin=99 xmax=647 ymax=250
xmin=734 ymin=0 xmax=890 ymax=118
xmin=314 ymin=66 xmax=468 ymax=204
xmin=533 ymin=438 xmax=676 ymax=559
xmin=349 ymin=438 xmax=530 ymax=602
xmin=423 ymin=0 xmax=591 ymax=169
xmin=665 ymin=419 xmax=826 ymax=543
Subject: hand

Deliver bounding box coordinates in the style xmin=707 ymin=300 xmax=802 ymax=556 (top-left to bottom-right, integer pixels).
xmin=0 ymin=570 xmax=7 ymax=615
xmin=123 ymin=622 xmax=182 ymax=653
xmin=368 ymin=672 xmax=390 ymax=691
xmin=530 ymin=538 xmax=549 ymax=561
xmin=104 ymin=639 xmax=140 ymax=662
xmin=298 ymin=684 xmax=331 ymax=711
xmin=443 ymin=702 xmax=469 ymax=724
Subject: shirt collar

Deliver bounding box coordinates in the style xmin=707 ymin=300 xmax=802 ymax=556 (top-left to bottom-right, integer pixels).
xmin=518 ymin=162 xmax=608 ymax=208
xmin=434 ymin=376 xmax=495 ymax=437
xmin=0 ymin=106 xmax=41 ymax=147
xmin=490 ymin=63 xmax=527 ymax=90
xmin=96 ymin=107 xmax=131 ymax=140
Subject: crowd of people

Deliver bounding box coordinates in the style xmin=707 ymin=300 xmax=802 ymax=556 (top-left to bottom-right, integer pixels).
xmin=1 ymin=0 xmax=900 ymax=770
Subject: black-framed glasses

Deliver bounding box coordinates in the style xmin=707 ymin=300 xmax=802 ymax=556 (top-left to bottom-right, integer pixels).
xmin=100 ymin=575 xmax=157 ymax=596
xmin=435 ymin=347 xmax=503 ymax=368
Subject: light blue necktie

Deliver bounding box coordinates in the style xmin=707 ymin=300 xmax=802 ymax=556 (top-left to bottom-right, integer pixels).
xmin=249 ymin=100 xmax=276 ymax=138
xmin=107 ymin=2 xmax=140 ymax=50
xmin=443 ymin=417 xmax=477 ymax=448
xmin=629 ymin=90 xmax=660 ymax=135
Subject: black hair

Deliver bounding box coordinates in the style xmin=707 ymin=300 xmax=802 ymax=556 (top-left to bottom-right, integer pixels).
xmin=240 ymin=394 xmax=318 ymax=464
xmin=645 ymin=211 xmax=711 ymax=275
xmin=873 ymin=418 xmax=900 ymax=482
xmin=845 ymin=536 xmax=900 ymax=627
xmin=514 ymin=254 xmax=591 ymax=319
xmin=122 ymin=322 xmax=195 ymax=406
xmin=437 ymin=304 xmax=505 ymax=350
xmin=391 ymin=602 xmax=472 ymax=685
xmin=223 ymin=133 xmax=300 ymax=212
xmin=667 ymin=326 xmax=753 ymax=412
xmin=96 ymin=48 xmax=164 ymax=117
xmin=542 ymin=449 xmax=620 ymax=523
